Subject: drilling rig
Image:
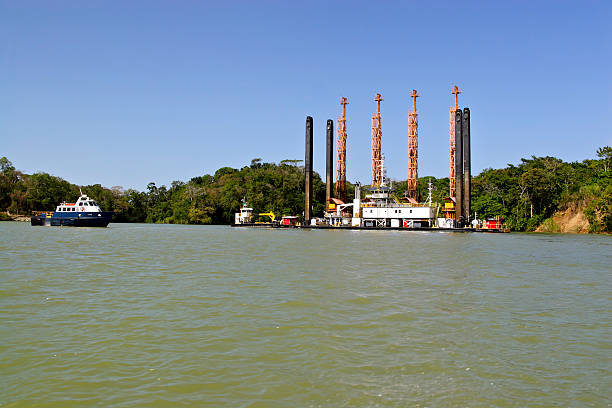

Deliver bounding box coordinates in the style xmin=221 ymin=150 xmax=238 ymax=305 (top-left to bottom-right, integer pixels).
xmin=336 ymin=97 xmax=348 ymax=202
xmin=449 ymin=85 xmax=461 ymax=201
xmin=406 ymin=89 xmax=420 ymax=201
xmin=370 ymin=93 xmax=383 ymax=188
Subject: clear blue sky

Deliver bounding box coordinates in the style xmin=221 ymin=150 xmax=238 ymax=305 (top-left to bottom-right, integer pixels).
xmin=1 ymin=1 xmax=610 ymax=190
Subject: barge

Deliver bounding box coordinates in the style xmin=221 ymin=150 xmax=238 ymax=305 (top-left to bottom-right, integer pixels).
xmin=233 ymin=182 xmax=507 ymax=233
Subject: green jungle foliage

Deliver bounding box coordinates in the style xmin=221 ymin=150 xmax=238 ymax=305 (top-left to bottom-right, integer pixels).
xmin=1 ymin=147 xmax=611 ymax=232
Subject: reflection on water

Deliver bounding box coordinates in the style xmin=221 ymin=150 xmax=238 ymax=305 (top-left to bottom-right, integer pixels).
xmin=1 ymin=222 xmax=610 ymax=406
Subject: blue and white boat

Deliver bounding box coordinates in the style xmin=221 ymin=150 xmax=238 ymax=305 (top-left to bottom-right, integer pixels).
xmin=31 ymin=191 xmax=113 ymax=227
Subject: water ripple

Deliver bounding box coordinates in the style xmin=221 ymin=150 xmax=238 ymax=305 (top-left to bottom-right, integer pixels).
xmin=1 ymin=223 xmax=611 ymax=406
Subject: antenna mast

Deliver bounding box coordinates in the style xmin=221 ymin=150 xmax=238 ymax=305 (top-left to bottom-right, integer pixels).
xmin=371 ymin=93 xmax=383 ymax=187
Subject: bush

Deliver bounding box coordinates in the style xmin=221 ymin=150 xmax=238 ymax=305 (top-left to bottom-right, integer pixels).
xmin=525 ymin=213 xmax=545 ymax=232
xmin=584 ymin=184 xmax=612 ymax=233
xmin=539 ymin=217 xmax=561 ymax=233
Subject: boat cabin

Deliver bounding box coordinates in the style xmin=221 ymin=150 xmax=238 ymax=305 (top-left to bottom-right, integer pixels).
xmin=326 ymin=197 xmax=345 ymax=213
xmin=441 ymin=196 xmax=456 ymax=219
xmin=280 ymin=216 xmax=299 ymax=226
xmin=485 ymin=218 xmax=502 ymax=229
xmin=55 ymin=194 xmax=101 ymax=213
xmin=234 ymin=198 xmax=253 ymax=224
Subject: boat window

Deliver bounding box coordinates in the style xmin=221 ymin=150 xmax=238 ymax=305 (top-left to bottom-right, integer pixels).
xmin=72 ymin=208 xmax=75 ymax=211
xmin=84 ymin=202 xmax=89 ymax=206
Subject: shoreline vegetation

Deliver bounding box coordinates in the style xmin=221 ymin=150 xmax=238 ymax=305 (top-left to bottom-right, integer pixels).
xmin=1 ymin=149 xmax=611 ymax=233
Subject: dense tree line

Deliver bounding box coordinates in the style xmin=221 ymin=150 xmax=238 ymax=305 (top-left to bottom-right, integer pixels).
xmin=471 ymin=150 xmax=611 ymax=232
xmin=395 ymin=147 xmax=611 ymax=232
xmin=1 ymin=147 xmax=611 ymax=232
xmin=0 ymin=157 xmax=325 ymax=224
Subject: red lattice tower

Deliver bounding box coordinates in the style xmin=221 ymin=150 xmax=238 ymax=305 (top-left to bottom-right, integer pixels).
xmin=449 ymin=85 xmax=461 ymax=199
xmin=407 ymin=89 xmax=420 ymax=201
xmin=371 ymin=93 xmax=383 ymax=187
xmin=336 ymin=97 xmax=348 ymax=202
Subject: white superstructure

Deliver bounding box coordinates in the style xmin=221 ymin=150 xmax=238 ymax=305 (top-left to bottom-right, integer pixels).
xmin=234 ymin=198 xmax=253 ymax=224
xmin=359 ymin=186 xmax=435 ymax=228
xmin=324 ymin=182 xmax=437 ymax=228
xmin=55 ymin=193 xmax=103 ymax=213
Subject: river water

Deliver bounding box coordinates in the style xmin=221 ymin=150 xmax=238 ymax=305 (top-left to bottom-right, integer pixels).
xmin=1 ymin=222 xmax=610 ymax=407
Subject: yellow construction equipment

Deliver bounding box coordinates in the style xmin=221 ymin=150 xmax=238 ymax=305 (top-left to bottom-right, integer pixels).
xmin=258 ymin=212 xmax=276 ymax=222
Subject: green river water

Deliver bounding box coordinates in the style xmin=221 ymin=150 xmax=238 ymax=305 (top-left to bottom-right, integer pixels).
xmin=1 ymin=222 xmax=610 ymax=407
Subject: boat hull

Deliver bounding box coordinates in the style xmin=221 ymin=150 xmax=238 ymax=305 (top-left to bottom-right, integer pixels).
xmin=232 ymin=223 xmax=507 ymax=232
xmin=31 ymin=212 xmax=113 ymax=227
xmin=30 ymin=216 xmax=49 ymax=226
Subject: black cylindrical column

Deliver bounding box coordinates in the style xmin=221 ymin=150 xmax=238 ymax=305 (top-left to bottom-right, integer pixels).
xmin=455 ymin=110 xmax=463 ymax=226
xmin=325 ymin=119 xmax=334 ymax=211
xmin=462 ymin=108 xmax=471 ymax=222
xmin=304 ymin=116 xmax=313 ymax=224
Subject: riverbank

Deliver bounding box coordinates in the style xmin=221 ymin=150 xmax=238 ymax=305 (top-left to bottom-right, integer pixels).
xmin=0 ymin=212 xmax=29 ymax=222
xmin=4 ymin=215 xmax=609 ymax=234
xmin=2 ymin=152 xmax=611 ymax=232
xmin=536 ymin=206 xmax=589 ymax=233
